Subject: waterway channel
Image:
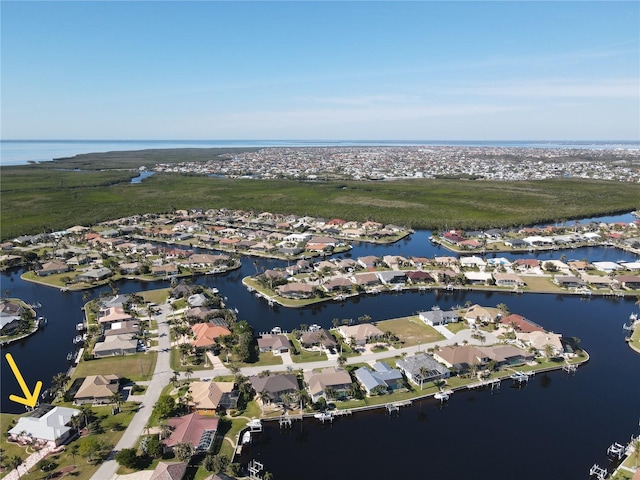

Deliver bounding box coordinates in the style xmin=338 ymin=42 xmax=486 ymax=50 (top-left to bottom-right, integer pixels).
xmin=1 ymin=217 xmax=639 ymax=479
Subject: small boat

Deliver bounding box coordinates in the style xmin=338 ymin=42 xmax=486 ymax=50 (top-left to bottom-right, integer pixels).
xmin=76 ymin=322 xmax=86 ymax=331
xmin=66 ymin=352 xmax=74 ymax=361
xmin=314 ymin=412 xmax=333 ymax=422
xmin=434 ymin=391 xmax=450 ymax=401
xmin=241 ymin=431 xmax=252 ymax=445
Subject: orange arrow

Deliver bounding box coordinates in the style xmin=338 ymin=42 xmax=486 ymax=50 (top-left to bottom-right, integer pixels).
xmin=5 ymin=353 xmax=42 ymax=408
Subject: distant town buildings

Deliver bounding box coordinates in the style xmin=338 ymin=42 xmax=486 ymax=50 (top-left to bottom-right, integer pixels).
xmin=153 ymin=146 xmax=640 ymax=182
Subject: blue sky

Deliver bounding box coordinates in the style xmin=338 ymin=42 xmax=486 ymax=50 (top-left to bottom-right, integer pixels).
xmin=1 ymin=1 xmax=638 ymax=140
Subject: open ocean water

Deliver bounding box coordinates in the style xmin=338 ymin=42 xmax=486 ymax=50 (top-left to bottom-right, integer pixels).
xmin=1 ymin=139 xmax=639 ymax=166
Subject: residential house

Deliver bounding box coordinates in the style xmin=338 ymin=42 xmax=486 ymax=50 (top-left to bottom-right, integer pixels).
xmin=304 ymin=367 xmax=353 ymax=402
xmin=0 ymin=300 xmax=25 ymax=335
xmin=433 ymin=346 xmax=487 ymax=372
xmin=277 ymin=283 xmax=315 ymax=299
xmin=614 ymin=275 xmax=640 ymax=289
xmin=354 ymin=362 xmax=404 ymax=395
xmin=464 ymin=304 xmax=498 ymax=325
xmin=163 ymin=413 xmax=219 ymax=453
xmin=73 ymin=374 xmax=120 ymax=404
xmin=553 ymin=276 xmax=587 ymax=288
xmin=516 ymin=331 xmax=564 ymax=357
xmin=338 ymin=323 xmax=384 ymax=346
xmin=418 ymin=309 xmax=459 ymax=326
xmin=188 ymin=380 xmax=239 ymax=413
xmin=8 ymin=404 xmax=80 ymax=446
xmin=93 ymin=335 xmax=138 ymax=357
xmin=257 ymin=333 xmax=292 ymax=355
xmin=191 ymin=323 xmax=232 ymax=349
xmin=248 ymin=374 xmax=299 ymax=404
xmin=150 ymin=462 xmax=188 ymax=480
xmin=500 ymin=314 xmax=544 ymax=333
xmin=396 ymin=353 xmax=450 ymax=386
xmin=299 ymin=329 xmax=337 ymax=349
xmin=97 ymin=306 xmax=133 ymax=325
xmin=76 ymin=267 xmax=113 ymax=282
xmin=493 ymin=273 xmax=526 ymax=288
xmin=37 ymin=260 xmax=70 ymax=276
xmin=406 ymin=271 xmax=435 ymax=284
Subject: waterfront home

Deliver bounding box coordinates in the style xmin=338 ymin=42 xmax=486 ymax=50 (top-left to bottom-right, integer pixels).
xmin=277 ymin=282 xmax=315 ymax=299
xmin=36 ymin=260 xmax=70 ymax=276
xmin=77 ymin=267 xmax=113 ymax=282
xmin=433 ymin=345 xmax=487 ymax=372
xmin=150 ymin=462 xmax=188 ymax=480
xmin=459 ymin=256 xmax=487 ymax=268
xmin=304 ymin=367 xmax=353 ymax=402
xmin=187 ymin=293 xmax=208 ymax=307
xmin=418 ymin=309 xmax=459 ymax=326
xmin=406 ymin=270 xmax=436 ymax=284
xmin=464 ymin=304 xmax=498 ymax=325
xmin=187 ymin=380 xmax=239 ymax=413
xmin=500 ymin=314 xmax=544 ymax=333
xmin=553 ymin=275 xmax=587 ymax=288
xmin=257 ymin=333 xmax=292 ymax=355
xmin=354 ymin=362 xmax=404 ymax=395
xmin=73 ymin=374 xmax=120 ymax=405
xmin=357 ymin=255 xmax=379 ymax=269
xmin=493 ymin=273 xmax=526 ymax=288
xmin=516 ymin=331 xmax=564 ymax=357
xmin=337 ymin=323 xmax=384 ymax=346
xmin=101 ymin=294 xmax=133 ymax=309
xmin=98 ymin=306 xmax=133 ymax=325
xmin=377 ymin=270 xmax=408 ymax=285
xmin=614 ymin=275 xmax=640 ymax=289
xmin=512 ymin=259 xmax=541 ymax=272
xmin=190 ymin=323 xmax=232 ymax=349
xmin=504 ymin=238 xmax=528 ymax=248
xmin=322 ymin=277 xmax=354 ymax=292
xmin=104 ymin=320 xmax=139 ymax=337
xmin=93 ymin=335 xmax=138 ymax=357
xmin=299 ymin=328 xmax=337 ymax=349
xmin=151 ymin=263 xmax=179 ymax=277
xmin=8 ymin=404 xmax=80 ymax=446
xmin=477 ymin=345 xmax=534 ymax=366
xmin=248 ymin=373 xmax=299 ymax=405
xmin=396 ymin=353 xmax=450 ymax=386
xmin=0 ymin=300 xmax=25 ymax=335
xmin=463 ymin=271 xmax=493 ymax=285
xmin=351 ymin=272 xmax=381 ymax=287
xmin=163 ymin=413 xmax=219 ymax=453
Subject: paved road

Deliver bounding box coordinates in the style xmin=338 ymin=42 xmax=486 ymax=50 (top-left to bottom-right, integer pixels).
xmin=91 ymin=303 xmax=173 ymax=480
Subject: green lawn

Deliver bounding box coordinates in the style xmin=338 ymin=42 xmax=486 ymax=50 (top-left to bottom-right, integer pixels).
xmin=72 ymin=352 xmax=157 ymax=382
xmin=375 ymin=316 xmax=445 ymax=347
xmin=288 ymin=336 xmax=328 ymax=363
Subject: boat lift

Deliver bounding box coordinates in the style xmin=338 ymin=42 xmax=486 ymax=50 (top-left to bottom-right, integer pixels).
xmin=607 ymin=442 xmax=625 ymax=460
xmin=589 ymin=464 xmax=607 ymax=480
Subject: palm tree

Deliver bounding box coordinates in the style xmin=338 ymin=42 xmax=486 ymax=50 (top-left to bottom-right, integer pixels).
xmin=184 ymin=366 xmax=194 ymax=382
xmin=337 ymin=355 xmax=347 ymax=367
xmin=110 ymin=392 xmax=124 ymax=410
xmin=159 ymin=421 xmax=172 ymax=440
xmin=8 ymin=455 xmax=22 ymax=479
xmin=258 ymin=390 xmax=271 ymax=414
xmin=264 ymin=472 xmax=274 ymax=480
xmin=69 ymin=444 xmax=79 ymax=467
xmin=418 ymin=366 xmax=429 ymax=390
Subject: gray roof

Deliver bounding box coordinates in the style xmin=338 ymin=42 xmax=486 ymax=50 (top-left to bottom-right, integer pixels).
xmin=248 ymin=374 xmax=298 ymax=397
xmin=396 ymin=353 xmax=449 ymax=380
xmin=418 ymin=309 xmax=459 ymax=324
xmin=355 ymin=362 xmax=403 ymax=392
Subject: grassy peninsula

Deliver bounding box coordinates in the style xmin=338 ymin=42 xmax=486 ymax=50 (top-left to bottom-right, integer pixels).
xmin=2 ymin=150 xmax=639 ymax=241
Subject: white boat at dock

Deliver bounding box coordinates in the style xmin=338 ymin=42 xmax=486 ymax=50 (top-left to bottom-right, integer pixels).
xmin=241 ymin=431 xmax=252 ymax=445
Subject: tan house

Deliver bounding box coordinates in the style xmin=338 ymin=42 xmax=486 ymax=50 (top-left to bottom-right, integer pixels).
xmin=188 ymin=380 xmax=238 ymax=413
xmin=304 ymin=367 xmax=353 ymax=402
xmin=74 ymin=374 xmax=119 ymax=404
xmin=338 ymin=323 xmax=383 ymax=346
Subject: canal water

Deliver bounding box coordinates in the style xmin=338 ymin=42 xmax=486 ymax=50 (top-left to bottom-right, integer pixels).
xmin=1 ymin=219 xmax=639 ymax=480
